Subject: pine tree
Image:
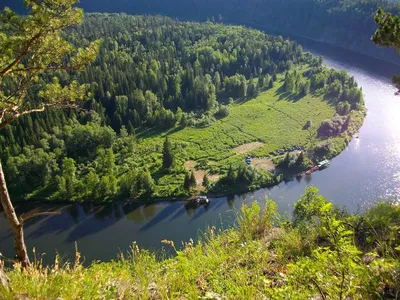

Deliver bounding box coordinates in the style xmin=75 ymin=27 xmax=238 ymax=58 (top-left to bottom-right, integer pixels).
xmin=268 ymin=78 xmax=274 ymax=89
xmin=0 ymin=0 xmax=100 ymax=267
xmin=162 ymin=136 xmax=174 ymax=169
xmin=202 ymin=173 xmax=210 ymax=188
xmin=184 ymin=172 xmax=191 ymax=190
xmin=189 ymin=170 xmax=197 ymax=188
xmin=282 ymin=152 xmax=291 ymax=168
xmin=127 ymin=121 xmax=135 ymax=135
xmin=295 ymin=152 xmax=305 ymax=167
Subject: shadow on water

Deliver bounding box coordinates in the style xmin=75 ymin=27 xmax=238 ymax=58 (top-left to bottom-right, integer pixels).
xmin=168 ymin=206 xmax=187 ymax=223
xmin=1 ymin=204 xmax=70 ymax=242
xmin=188 ymin=204 xmax=211 ymax=223
xmin=65 ymin=203 xmax=146 ymax=242
xmin=138 ymin=202 xmax=182 ymax=232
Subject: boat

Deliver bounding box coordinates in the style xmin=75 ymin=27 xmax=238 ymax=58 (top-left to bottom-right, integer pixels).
xmin=193 ymin=195 xmax=209 ymax=205
xmin=306 ymin=166 xmax=319 ymax=175
xmin=318 ymin=159 xmax=330 ymax=169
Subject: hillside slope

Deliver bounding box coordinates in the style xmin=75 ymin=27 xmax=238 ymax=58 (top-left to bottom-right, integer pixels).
xmin=2 ymin=0 xmax=398 ymax=64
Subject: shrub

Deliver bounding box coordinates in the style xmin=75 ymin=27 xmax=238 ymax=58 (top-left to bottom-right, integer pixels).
xmin=214 ymin=105 xmax=230 ymax=119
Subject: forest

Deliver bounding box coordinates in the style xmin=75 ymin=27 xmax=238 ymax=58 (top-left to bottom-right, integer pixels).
xmin=0 ymin=14 xmax=365 ymax=202
xmin=2 ymin=0 xmax=399 ymax=63
xmin=0 ymin=2 xmax=398 ymax=299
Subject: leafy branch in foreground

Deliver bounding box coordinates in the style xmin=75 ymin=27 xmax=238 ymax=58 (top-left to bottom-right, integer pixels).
xmin=0 ymin=0 xmax=99 ymax=268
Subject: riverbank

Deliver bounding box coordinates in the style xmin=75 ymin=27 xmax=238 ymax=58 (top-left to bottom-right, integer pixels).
xmin=10 ymin=70 xmax=365 ymax=205
xmin=2 ymin=191 xmax=399 ymax=299
xmin=2 ymin=31 xmax=399 ymax=267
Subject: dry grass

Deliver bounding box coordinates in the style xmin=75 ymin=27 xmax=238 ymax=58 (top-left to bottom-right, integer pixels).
xmin=233 ymin=142 xmax=265 ymax=154
xmin=251 ymin=158 xmax=276 ymax=172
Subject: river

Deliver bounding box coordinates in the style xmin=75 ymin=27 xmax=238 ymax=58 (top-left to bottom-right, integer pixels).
xmin=1 ymin=36 xmax=400 ymax=265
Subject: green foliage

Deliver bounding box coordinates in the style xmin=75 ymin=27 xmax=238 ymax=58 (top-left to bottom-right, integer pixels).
xmin=162 ymin=137 xmax=174 ymax=170
xmin=238 ymin=199 xmax=278 ymax=241
xmin=0 ymin=0 xmax=100 ymax=129
xmin=373 ymin=7 xmax=400 ymax=52
xmin=214 ymin=105 xmax=230 ymax=119
xmin=183 ymin=171 xmax=196 ymax=191
xmin=0 ymin=14 xmax=365 ymax=202
xmin=373 ymin=7 xmax=400 ymax=89
xmin=202 ymin=173 xmax=210 ymax=188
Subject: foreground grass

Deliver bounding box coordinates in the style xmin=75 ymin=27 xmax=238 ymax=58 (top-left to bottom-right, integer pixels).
xmin=2 ymin=188 xmax=399 ymax=299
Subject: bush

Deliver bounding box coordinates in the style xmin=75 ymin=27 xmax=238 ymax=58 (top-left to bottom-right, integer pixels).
xmin=214 ymin=105 xmax=230 ymax=119
xmin=303 ymin=119 xmax=312 ymax=130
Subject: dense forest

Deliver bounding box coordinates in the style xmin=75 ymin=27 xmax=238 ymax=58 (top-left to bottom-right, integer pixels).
xmin=3 ymin=0 xmax=400 ymax=63
xmin=0 ymin=14 xmax=364 ymax=202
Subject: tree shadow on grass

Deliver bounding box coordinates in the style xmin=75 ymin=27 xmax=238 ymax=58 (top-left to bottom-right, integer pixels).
xmin=274 ymin=85 xmax=304 ymax=102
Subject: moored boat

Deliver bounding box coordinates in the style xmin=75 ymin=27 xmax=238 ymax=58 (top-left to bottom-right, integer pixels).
xmin=318 ymin=159 xmax=330 ymax=169
xmin=306 ymin=166 xmax=319 ymax=175
xmin=193 ymin=195 xmax=209 ymax=205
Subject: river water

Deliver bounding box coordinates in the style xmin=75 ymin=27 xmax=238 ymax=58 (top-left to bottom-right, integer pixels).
xmin=1 ymin=37 xmax=400 ymax=265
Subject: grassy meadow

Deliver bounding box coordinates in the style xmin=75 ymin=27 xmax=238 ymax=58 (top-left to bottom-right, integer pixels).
xmin=132 ymin=76 xmax=343 ymax=197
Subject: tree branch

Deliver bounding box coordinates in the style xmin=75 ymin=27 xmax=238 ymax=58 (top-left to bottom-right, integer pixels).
xmin=0 ymin=102 xmax=78 ymax=129
xmin=20 ymin=211 xmax=61 ymax=224
xmin=0 ymin=32 xmax=41 ymax=78
xmin=310 ymin=278 xmax=327 ymax=300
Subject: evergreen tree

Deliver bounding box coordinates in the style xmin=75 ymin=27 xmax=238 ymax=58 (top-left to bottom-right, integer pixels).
xmin=127 ymin=121 xmax=135 ymax=135
xmin=373 ymin=8 xmax=400 ymax=90
xmin=183 ymin=172 xmax=191 ymax=190
xmin=282 ymin=152 xmax=291 ymax=168
xmin=268 ymin=79 xmax=274 ymax=89
xmin=189 ymin=170 xmax=197 ymax=188
xmin=140 ymin=170 xmax=155 ymax=194
xmin=295 ymin=152 xmax=305 ymax=167
xmin=202 ymin=173 xmax=210 ymax=188
xmin=62 ymin=157 xmax=76 ymax=201
xmin=162 ymin=136 xmax=174 ymax=169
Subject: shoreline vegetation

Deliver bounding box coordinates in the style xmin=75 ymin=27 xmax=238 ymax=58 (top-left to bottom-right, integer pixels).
xmin=1 ymin=188 xmax=399 ymax=299
xmin=0 ymin=14 xmax=366 ymax=204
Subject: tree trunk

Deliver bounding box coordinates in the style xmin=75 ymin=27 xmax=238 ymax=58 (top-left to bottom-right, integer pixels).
xmin=0 ymin=160 xmax=30 ymax=268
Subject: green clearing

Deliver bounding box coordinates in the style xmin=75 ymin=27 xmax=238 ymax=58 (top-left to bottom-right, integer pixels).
xmin=133 ymin=76 xmax=337 ymax=196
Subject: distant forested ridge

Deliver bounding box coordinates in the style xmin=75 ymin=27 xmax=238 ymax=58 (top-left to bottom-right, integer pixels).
xmin=0 ymin=14 xmax=364 ymax=202
xmin=3 ymin=0 xmax=399 ymax=64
